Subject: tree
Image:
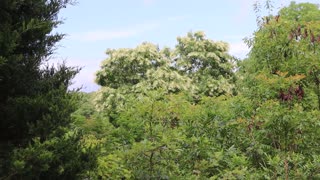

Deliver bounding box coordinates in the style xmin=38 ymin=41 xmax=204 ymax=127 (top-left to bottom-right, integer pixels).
xmin=243 ymin=1 xmax=320 ymax=109
xmin=95 ymin=42 xmax=195 ymax=124
xmin=0 ymin=0 xmax=96 ymax=178
xmin=95 ymin=32 xmax=236 ymax=118
xmin=237 ymin=1 xmax=320 ymax=178
xmin=279 ymin=1 xmax=320 ymax=22
xmin=0 ymin=0 xmax=74 ymax=143
xmin=174 ymin=31 xmax=237 ymax=97
xmin=96 ymin=42 xmax=193 ymax=93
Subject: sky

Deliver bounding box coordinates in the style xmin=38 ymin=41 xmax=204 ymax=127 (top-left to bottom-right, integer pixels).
xmin=52 ymin=0 xmax=319 ymax=92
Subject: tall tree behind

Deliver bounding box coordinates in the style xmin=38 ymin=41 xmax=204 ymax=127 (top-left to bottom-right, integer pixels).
xmin=174 ymin=31 xmax=237 ymax=97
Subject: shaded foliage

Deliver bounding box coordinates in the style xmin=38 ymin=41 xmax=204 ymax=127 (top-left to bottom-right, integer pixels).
xmin=0 ymin=0 xmax=97 ymax=179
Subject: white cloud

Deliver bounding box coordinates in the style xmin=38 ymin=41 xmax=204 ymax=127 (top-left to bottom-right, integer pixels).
xmin=69 ymin=66 xmax=100 ymax=92
xmin=71 ymin=23 xmax=160 ymax=42
xmin=229 ymin=41 xmax=250 ymax=58
xmin=48 ymin=57 xmax=101 ymax=92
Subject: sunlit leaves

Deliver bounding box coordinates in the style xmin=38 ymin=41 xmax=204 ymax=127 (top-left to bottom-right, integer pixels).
xmin=175 ymin=31 xmax=236 ymax=96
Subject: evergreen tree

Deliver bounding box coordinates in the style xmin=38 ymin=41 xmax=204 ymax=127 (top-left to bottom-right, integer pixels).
xmin=0 ymin=0 xmax=96 ymax=178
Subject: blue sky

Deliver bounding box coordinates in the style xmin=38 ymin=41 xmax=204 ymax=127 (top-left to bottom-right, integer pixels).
xmin=52 ymin=0 xmax=319 ymax=92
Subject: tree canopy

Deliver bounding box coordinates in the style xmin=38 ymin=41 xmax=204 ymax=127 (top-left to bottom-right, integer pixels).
xmin=2 ymin=0 xmax=320 ymax=179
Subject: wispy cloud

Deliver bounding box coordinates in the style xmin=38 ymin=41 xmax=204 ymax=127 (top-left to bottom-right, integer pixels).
xmin=71 ymin=23 xmax=160 ymax=42
xmin=70 ymin=14 xmax=189 ymax=42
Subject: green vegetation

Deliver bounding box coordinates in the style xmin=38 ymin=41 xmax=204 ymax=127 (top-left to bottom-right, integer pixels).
xmin=1 ymin=0 xmax=320 ymax=179
xmin=0 ymin=0 xmax=96 ymax=179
